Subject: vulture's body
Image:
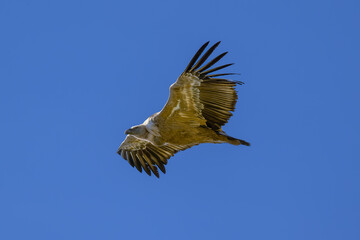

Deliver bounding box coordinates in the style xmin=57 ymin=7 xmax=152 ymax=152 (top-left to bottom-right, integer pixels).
xmin=117 ymin=41 xmax=249 ymax=177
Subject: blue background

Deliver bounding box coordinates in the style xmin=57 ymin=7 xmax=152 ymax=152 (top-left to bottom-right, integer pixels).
xmin=1 ymin=0 xmax=359 ymax=239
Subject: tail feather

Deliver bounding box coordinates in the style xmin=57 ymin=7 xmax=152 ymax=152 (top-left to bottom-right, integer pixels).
xmin=217 ymin=131 xmax=250 ymax=146
xmin=226 ymin=135 xmax=250 ymax=146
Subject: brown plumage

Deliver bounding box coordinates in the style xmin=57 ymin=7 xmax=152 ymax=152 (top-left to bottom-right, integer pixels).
xmin=117 ymin=41 xmax=250 ymax=178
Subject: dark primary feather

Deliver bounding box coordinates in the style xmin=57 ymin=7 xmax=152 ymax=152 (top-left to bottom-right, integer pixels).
xmin=206 ymin=73 xmax=239 ymax=78
xmin=197 ymin=51 xmax=228 ymax=73
xmin=190 ymin=41 xmax=221 ymax=71
xmin=201 ymin=63 xmax=234 ymax=76
xmin=184 ymin=41 xmax=209 ymax=72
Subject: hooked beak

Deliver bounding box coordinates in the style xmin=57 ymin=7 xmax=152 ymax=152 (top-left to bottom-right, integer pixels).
xmin=125 ymin=129 xmax=131 ymax=135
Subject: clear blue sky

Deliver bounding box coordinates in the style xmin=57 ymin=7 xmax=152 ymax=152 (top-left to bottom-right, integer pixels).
xmin=1 ymin=0 xmax=359 ymax=239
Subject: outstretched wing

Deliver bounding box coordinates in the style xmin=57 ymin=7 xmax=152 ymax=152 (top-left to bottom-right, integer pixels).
xmin=117 ymin=135 xmax=192 ymax=178
xmin=156 ymin=41 xmax=243 ymax=130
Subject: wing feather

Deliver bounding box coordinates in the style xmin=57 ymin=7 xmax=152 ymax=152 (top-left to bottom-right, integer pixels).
xmin=200 ymin=63 xmax=234 ymax=76
xmin=197 ymin=51 xmax=227 ymax=72
xmin=125 ymin=151 xmax=135 ymax=167
xmin=143 ymin=150 xmax=166 ymax=174
xmin=190 ymin=41 xmax=221 ymax=71
xmin=184 ymin=41 xmax=209 ymax=72
xmin=130 ymin=151 xmax=142 ymax=173
xmin=140 ymin=150 xmax=159 ymax=177
xmin=136 ymin=152 xmax=152 ymax=176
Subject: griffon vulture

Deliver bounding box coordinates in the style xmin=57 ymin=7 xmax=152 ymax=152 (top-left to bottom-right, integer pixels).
xmin=117 ymin=41 xmax=250 ymax=177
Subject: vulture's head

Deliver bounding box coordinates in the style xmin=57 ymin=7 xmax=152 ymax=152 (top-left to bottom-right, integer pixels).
xmin=125 ymin=125 xmax=148 ymax=138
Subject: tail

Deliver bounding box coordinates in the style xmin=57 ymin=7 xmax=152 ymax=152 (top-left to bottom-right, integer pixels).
xmin=217 ymin=131 xmax=250 ymax=146
xmin=226 ymin=135 xmax=250 ymax=146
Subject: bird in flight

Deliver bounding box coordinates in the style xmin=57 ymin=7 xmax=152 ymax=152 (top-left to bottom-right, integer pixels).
xmin=117 ymin=41 xmax=250 ymax=177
